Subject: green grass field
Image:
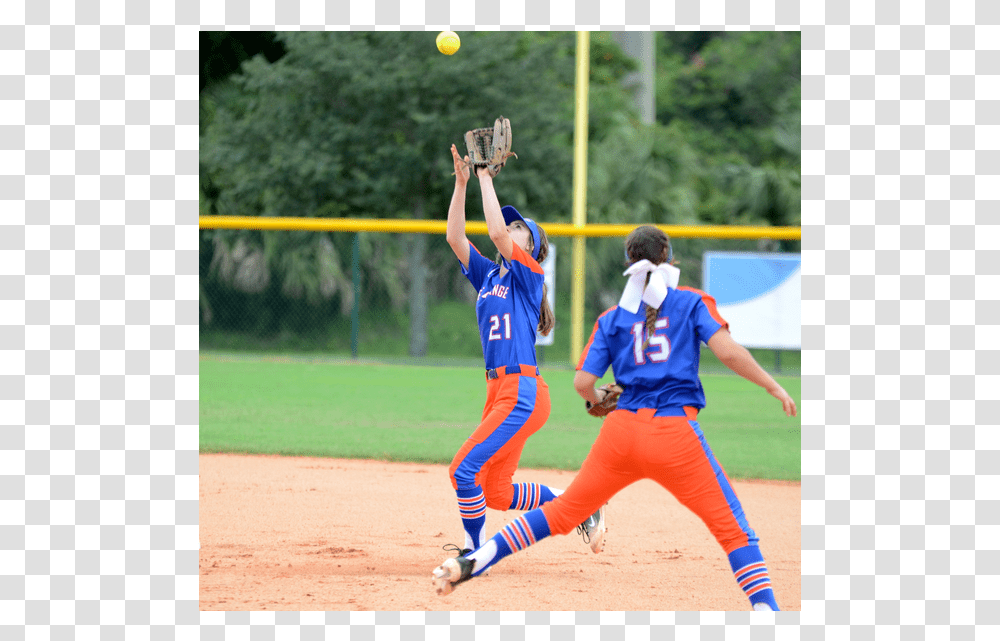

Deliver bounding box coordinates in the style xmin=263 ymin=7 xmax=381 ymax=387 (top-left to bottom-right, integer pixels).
xmin=199 ymin=353 xmax=801 ymax=481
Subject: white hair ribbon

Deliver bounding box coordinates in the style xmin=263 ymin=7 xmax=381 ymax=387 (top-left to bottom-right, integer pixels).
xmin=618 ymin=259 xmax=681 ymax=314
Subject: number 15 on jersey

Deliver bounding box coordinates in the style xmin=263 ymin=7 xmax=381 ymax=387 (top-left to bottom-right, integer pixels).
xmin=632 ymin=319 xmax=671 ymax=363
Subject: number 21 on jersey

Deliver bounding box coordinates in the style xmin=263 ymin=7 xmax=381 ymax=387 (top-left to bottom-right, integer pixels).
xmin=488 ymin=313 xmax=511 ymax=341
xmin=632 ymin=319 xmax=670 ymax=363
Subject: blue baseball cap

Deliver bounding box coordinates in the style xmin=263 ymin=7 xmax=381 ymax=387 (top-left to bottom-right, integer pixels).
xmin=501 ymin=205 xmax=541 ymax=261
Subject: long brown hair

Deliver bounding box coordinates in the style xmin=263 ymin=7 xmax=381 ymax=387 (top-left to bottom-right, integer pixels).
xmin=534 ymin=225 xmax=554 ymax=337
xmin=496 ymin=223 xmax=554 ymax=337
xmin=624 ymin=226 xmax=673 ymax=350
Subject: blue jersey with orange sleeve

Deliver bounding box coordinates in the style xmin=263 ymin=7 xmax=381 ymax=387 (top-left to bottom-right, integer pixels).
xmin=461 ymin=241 xmax=544 ymax=370
xmin=577 ymin=287 xmax=729 ymax=415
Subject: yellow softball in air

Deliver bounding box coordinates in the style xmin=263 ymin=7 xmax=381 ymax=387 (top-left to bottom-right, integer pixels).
xmin=436 ymin=31 xmax=460 ymax=55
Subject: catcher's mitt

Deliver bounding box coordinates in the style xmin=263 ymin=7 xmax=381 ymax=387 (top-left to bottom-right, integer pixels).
xmin=464 ymin=116 xmax=517 ymax=178
xmin=586 ymin=384 xmax=624 ymax=418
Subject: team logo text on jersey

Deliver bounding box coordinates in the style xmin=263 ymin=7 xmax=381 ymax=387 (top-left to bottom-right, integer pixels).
xmin=481 ymin=284 xmax=511 ymax=300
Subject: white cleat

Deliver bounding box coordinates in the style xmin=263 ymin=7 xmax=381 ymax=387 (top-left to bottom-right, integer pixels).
xmin=432 ymin=556 xmax=474 ymax=596
xmin=577 ymin=504 xmax=607 ymax=554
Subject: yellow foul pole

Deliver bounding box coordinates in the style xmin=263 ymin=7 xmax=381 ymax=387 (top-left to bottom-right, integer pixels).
xmin=571 ymin=31 xmax=591 ymax=366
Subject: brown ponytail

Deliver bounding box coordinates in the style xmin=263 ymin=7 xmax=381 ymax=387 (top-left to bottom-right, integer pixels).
xmin=538 ymin=283 xmax=554 ymax=336
xmin=625 ymin=226 xmax=673 ymax=350
xmin=534 ymin=226 xmax=554 ymax=336
xmin=642 ymin=273 xmax=657 ymax=350
xmin=492 ymin=222 xmax=555 ymax=336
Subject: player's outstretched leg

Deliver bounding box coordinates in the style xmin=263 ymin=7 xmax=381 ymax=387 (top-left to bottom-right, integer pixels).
xmin=575 ymin=503 xmax=607 ymax=554
xmin=728 ymin=545 xmax=780 ymax=611
xmin=433 ymin=508 xmax=552 ymax=596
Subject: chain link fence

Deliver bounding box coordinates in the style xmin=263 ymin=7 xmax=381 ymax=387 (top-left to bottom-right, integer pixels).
xmin=199 ymin=226 xmax=800 ymax=375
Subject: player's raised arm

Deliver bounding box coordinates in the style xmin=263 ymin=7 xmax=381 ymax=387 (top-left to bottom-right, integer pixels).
xmin=706 ymin=328 xmax=797 ymax=417
xmin=476 ymin=168 xmax=514 ymax=262
xmin=445 ymin=144 xmax=471 ymax=269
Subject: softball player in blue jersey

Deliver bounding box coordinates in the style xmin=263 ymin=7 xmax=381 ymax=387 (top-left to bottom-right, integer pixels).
xmin=433 ymin=225 xmax=796 ymax=611
xmin=442 ymin=144 xmax=603 ymax=559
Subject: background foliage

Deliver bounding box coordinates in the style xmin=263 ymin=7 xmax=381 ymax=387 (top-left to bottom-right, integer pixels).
xmin=199 ymin=31 xmax=801 ymax=365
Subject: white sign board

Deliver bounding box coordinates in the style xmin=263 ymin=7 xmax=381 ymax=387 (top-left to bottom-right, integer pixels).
xmin=535 ymin=244 xmax=556 ymax=346
xmin=703 ymin=252 xmax=801 ymax=350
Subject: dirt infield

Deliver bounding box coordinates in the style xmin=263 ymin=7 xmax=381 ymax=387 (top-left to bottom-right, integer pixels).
xmin=199 ymin=453 xmax=800 ymax=611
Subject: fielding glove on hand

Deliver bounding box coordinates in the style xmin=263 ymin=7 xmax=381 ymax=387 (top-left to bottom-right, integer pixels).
xmin=464 ymin=116 xmax=517 ymax=178
xmin=586 ymin=384 xmax=624 ymax=418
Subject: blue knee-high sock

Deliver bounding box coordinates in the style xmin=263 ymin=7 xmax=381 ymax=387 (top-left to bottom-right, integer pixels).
xmin=467 ymin=507 xmax=551 ymax=577
xmin=728 ymin=545 xmax=780 ymax=610
xmin=456 ymin=486 xmax=487 ymax=551
xmin=508 ymin=482 xmax=562 ymax=511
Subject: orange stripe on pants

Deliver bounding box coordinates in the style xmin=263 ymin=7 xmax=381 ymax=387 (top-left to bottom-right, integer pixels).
xmin=541 ymin=408 xmax=754 ymax=555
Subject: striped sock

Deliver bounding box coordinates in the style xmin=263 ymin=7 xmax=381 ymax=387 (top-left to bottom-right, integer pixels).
xmin=456 ymin=486 xmax=487 ymax=551
xmin=728 ymin=545 xmax=779 ymax=611
xmin=508 ymin=483 xmax=562 ymax=511
xmin=468 ymin=507 xmax=551 ymax=577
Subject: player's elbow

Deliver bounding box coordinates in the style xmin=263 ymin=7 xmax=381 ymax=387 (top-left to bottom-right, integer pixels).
xmin=720 ymin=345 xmax=753 ymax=371
xmin=487 ymin=228 xmax=508 ymax=246
xmin=573 ymin=371 xmax=597 ymax=397
xmin=707 ymin=329 xmax=743 ymax=365
xmin=446 ymin=232 xmax=464 ymax=250
xmin=718 ymin=352 xmax=741 ymax=370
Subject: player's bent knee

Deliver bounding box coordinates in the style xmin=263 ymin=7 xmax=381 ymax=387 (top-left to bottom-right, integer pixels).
xmin=451 ymin=461 xmax=482 ymax=491
xmin=483 ymin=488 xmax=513 ymax=511
xmin=452 ymin=470 xmax=475 ymax=490
xmin=717 ymin=532 xmax=754 ymax=556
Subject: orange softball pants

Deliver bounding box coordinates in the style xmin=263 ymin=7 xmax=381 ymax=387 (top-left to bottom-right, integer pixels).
xmin=541 ymin=407 xmax=758 ymax=555
xmin=448 ymin=367 xmax=551 ymax=510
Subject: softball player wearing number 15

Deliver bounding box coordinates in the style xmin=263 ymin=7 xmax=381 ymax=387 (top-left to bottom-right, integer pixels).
xmin=434 ymin=225 xmax=797 ymax=611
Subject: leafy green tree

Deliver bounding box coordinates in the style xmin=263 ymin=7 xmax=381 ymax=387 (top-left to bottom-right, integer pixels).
xmin=576 ymin=32 xmax=800 ymax=320
xmin=653 ymin=31 xmax=801 ymax=234
xmin=199 ymin=30 xmax=801 ymax=358
xmin=201 ymin=32 xmax=579 ymax=351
